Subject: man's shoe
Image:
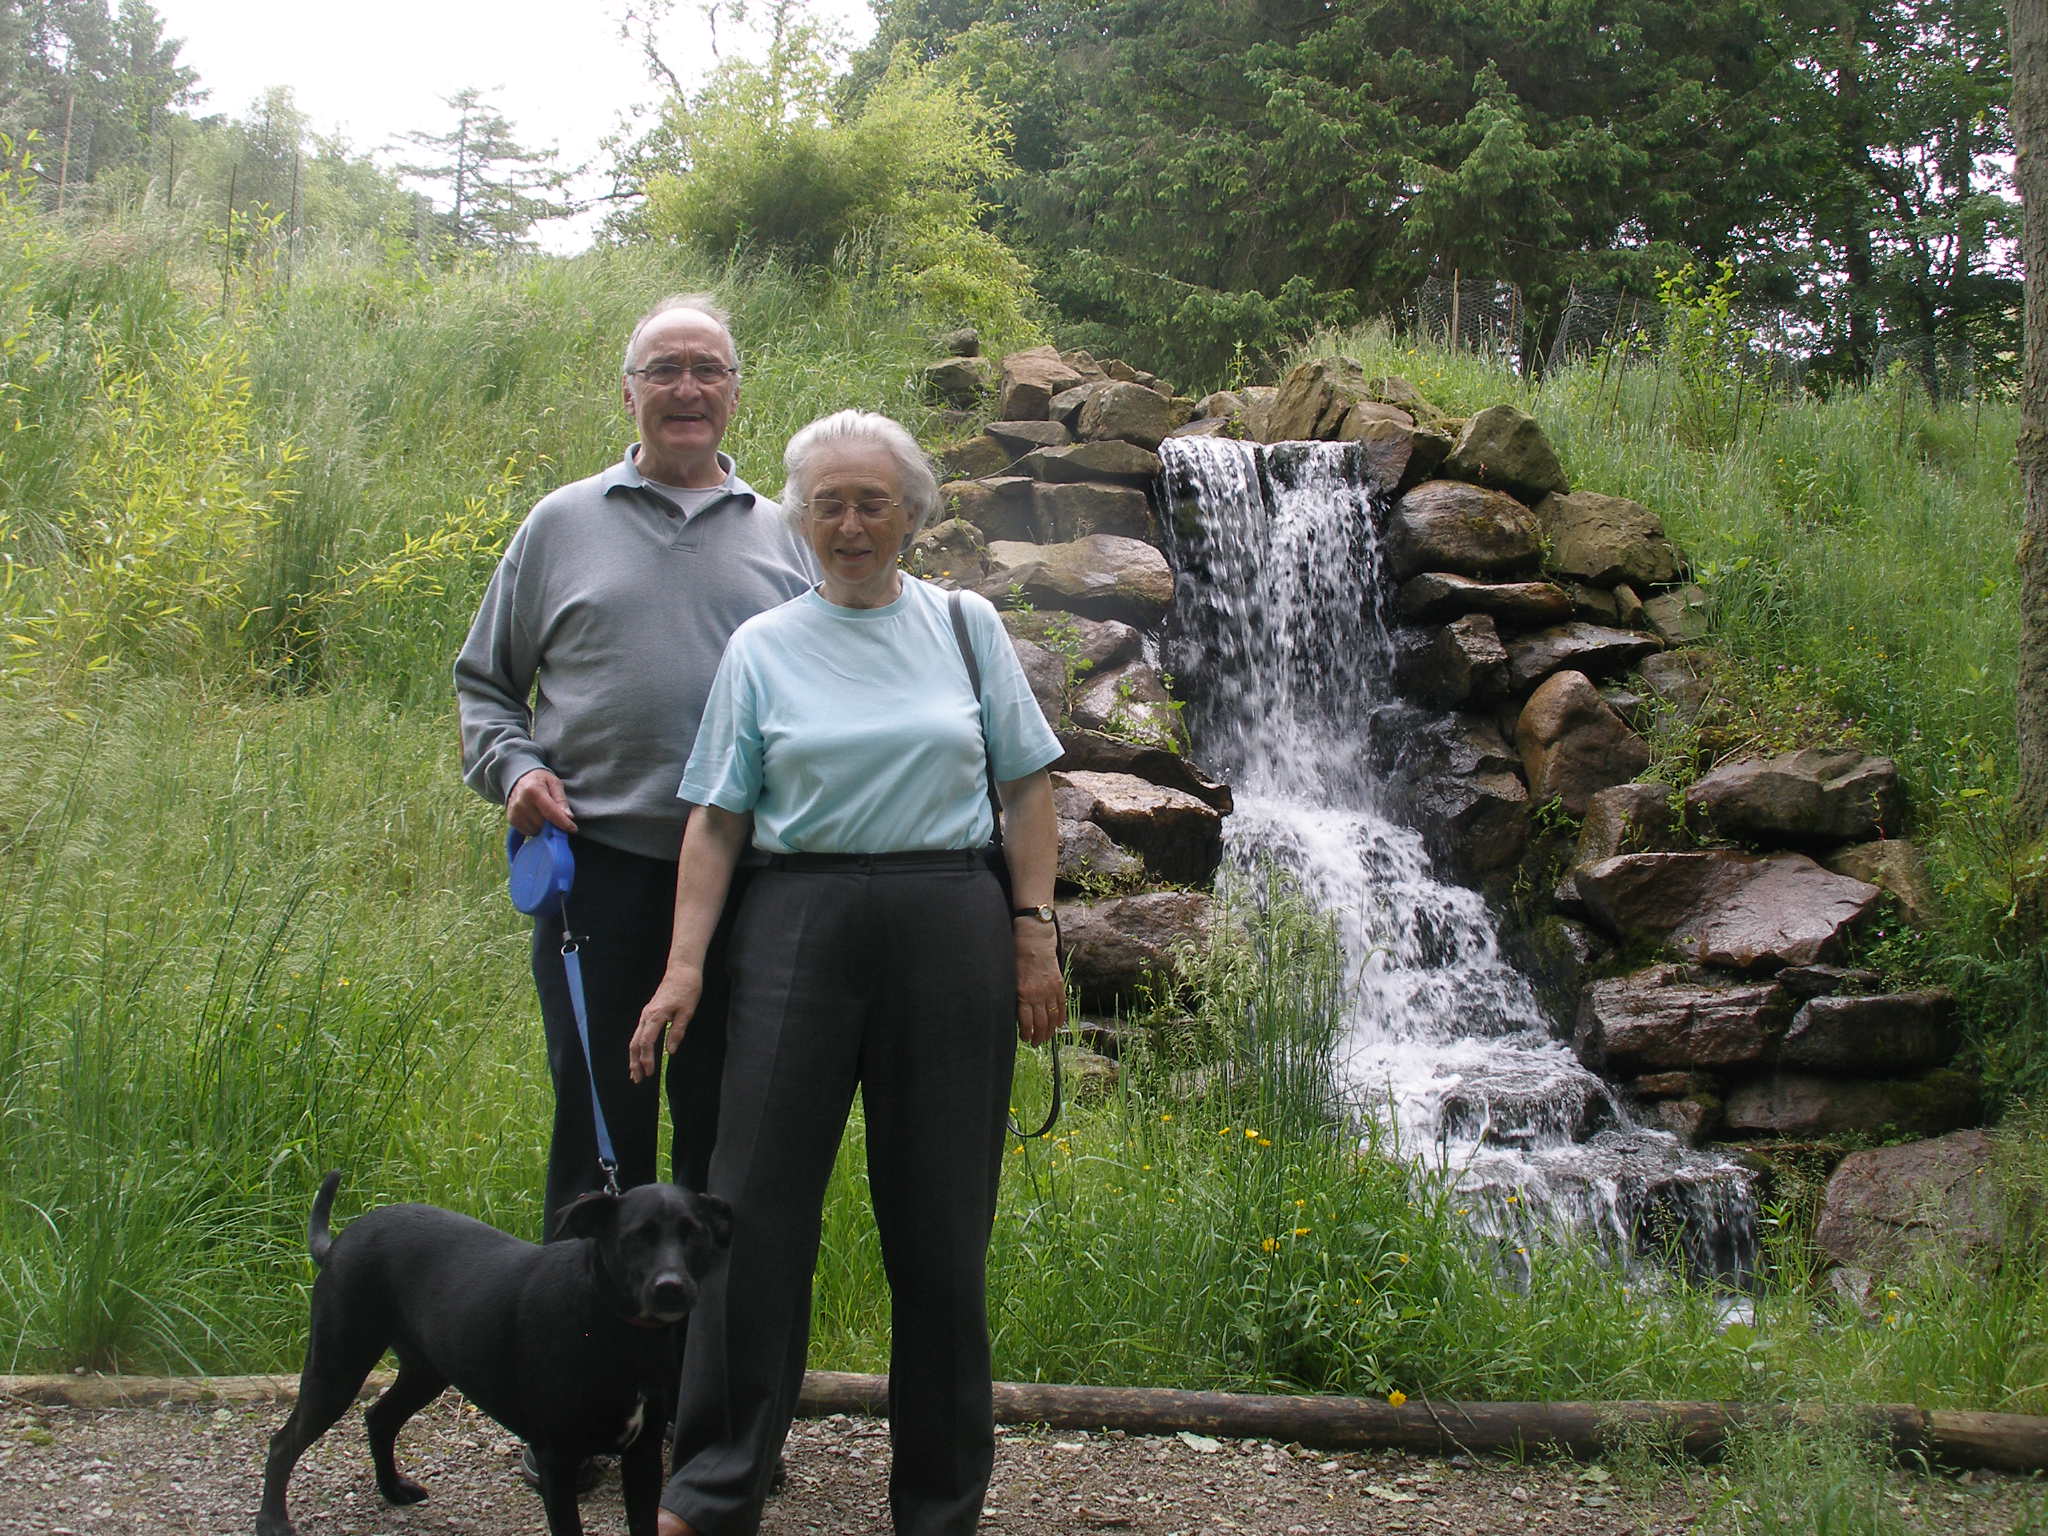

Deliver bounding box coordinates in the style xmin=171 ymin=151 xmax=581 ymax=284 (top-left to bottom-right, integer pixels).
xmin=519 ymin=1443 xmax=604 ymax=1495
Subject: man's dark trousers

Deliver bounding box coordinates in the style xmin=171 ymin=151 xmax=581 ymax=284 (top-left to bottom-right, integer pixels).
xmin=531 ymin=835 xmax=745 ymax=1237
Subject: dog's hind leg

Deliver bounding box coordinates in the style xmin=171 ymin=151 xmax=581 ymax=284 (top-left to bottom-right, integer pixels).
xmin=255 ymin=1326 xmax=385 ymax=1536
xmin=363 ymin=1356 xmax=447 ymax=1506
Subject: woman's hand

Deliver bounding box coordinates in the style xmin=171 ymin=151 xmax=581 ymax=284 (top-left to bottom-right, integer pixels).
xmin=1013 ymin=919 xmax=1064 ymax=1045
xmin=629 ymin=965 xmax=704 ymax=1082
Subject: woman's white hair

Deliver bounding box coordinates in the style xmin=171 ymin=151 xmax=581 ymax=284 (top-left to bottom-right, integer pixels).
xmin=782 ymin=410 xmax=942 ymax=539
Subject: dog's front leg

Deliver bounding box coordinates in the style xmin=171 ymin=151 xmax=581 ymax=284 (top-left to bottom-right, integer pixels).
xmin=533 ymin=1449 xmax=589 ymax=1536
xmin=619 ymin=1421 xmax=665 ymax=1536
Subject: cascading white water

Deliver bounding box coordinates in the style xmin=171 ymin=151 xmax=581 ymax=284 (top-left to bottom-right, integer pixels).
xmin=1158 ymin=436 xmax=1756 ymax=1280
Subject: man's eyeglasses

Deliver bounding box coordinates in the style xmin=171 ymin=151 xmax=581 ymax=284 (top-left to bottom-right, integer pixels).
xmin=627 ymin=361 xmax=739 ymax=388
xmin=803 ymin=495 xmax=901 ymax=522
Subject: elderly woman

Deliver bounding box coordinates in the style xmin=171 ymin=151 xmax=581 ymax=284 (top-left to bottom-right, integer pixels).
xmin=628 ymin=409 xmax=1063 ymax=1536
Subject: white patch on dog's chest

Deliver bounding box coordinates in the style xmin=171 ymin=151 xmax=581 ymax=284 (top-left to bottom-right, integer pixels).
xmin=616 ymin=1395 xmax=647 ymax=1450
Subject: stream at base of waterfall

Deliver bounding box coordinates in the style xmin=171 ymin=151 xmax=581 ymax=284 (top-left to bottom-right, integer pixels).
xmin=1158 ymin=436 xmax=1755 ymax=1282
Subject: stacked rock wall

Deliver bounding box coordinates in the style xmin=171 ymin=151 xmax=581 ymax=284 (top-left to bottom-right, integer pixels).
xmin=923 ymin=336 xmax=1982 ymax=1164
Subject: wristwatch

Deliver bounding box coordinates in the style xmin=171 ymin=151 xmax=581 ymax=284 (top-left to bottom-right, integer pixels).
xmin=1012 ymin=904 xmax=1056 ymax=924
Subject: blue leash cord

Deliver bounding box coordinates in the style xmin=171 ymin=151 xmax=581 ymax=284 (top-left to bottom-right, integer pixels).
xmin=558 ymin=915 xmax=621 ymax=1196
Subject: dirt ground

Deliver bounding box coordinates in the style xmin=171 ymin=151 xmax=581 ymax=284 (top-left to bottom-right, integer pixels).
xmin=2 ymin=1386 xmax=2044 ymax=1536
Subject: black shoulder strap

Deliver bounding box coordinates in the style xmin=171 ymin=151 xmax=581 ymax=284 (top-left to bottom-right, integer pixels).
xmin=948 ymin=590 xmax=1004 ymax=847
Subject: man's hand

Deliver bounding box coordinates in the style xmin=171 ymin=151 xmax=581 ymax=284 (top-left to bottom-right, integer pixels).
xmin=629 ymin=966 xmax=705 ymax=1083
xmin=508 ymin=768 xmax=577 ymax=836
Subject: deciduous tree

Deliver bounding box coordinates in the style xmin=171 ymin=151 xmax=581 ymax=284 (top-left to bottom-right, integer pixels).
xmin=2012 ymin=0 xmax=2048 ymax=843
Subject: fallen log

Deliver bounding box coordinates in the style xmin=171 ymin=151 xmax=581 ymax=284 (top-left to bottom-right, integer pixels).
xmin=799 ymin=1372 xmax=2048 ymax=1475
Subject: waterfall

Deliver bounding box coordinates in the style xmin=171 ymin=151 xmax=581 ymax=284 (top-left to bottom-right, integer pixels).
xmin=1158 ymin=436 xmax=1756 ymax=1282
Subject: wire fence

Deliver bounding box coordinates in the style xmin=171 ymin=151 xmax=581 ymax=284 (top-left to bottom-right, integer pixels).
xmin=1402 ymin=273 xmax=1997 ymax=399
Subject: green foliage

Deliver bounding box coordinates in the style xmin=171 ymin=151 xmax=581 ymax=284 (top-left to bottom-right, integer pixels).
xmin=393 ymin=88 xmax=572 ymax=253
xmin=1657 ymin=260 xmax=1757 ymax=449
xmin=639 ymin=44 xmax=1037 ymax=340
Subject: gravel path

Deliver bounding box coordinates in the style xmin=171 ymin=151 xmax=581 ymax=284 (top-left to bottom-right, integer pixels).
xmin=3 ymin=1388 xmax=2044 ymax=1535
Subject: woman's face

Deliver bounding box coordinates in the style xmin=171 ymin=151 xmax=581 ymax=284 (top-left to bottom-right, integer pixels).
xmin=802 ymin=440 xmax=913 ymax=609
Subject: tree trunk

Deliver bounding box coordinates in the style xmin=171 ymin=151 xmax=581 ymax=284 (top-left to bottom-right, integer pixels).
xmin=2015 ymin=0 xmax=2048 ymax=845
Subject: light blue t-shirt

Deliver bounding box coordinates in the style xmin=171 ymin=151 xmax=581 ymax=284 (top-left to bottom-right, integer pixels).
xmin=680 ymin=578 xmax=1063 ymax=854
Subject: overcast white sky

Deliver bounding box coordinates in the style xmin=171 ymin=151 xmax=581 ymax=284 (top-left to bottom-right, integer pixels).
xmin=148 ymin=0 xmax=876 ymax=251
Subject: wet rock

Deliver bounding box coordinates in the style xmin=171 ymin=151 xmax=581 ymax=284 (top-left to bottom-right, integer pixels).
xmin=1442 ymin=405 xmax=1570 ymax=500
xmin=1814 ymin=1130 xmax=2033 ymax=1274
xmin=1002 ymin=613 xmax=1141 ymax=678
xmin=985 ymin=418 xmax=1073 ymax=455
xmin=1058 ymin=890 xmax=1217 ymax=1010
xmin=1013 ymin=440 xmax=1162 ymax=487
xmin=1385 ymin=481 xmax=1543 ymax=582
xmin=1575 ymin=851 xmax=1883 ymax=972
xmin=1053 ymin=769 xmax=1221 ymax=885
xmin=925 ymin=355 xmax=993 ymax=408
xmin=939 ymin=434 xmax=1012 ymax=480
xmin=1534 ymin=490 xmax=1683 ymax=588
xmin=981 ymin=535 xmax=1174 ymax=626
xmin=1646 ymin=1096 xmax=1722 ymax=1147
xmin=1411 ymin=761 xmax=1530 ymax=877
xmin=1395 ymin=572 xmax=1574 ymax=626
xmin=1644 ymin=584 xmax=1712 ymax=646
xmin=1631 ymin=1070 xmax=1720 ymax=1099
xmin=1393 ymin=614 xmax=1510 ymax=707
xmin=1056 ymin=817 xmax=1146 ymax=893
xmin=1505 ymin=622 xmax=1662 ymax=690
xmin=998 ymin=345 xmax=1086 ymax=419
xmin=1574 ymin=782 xmax=1681 ymax=867
xmin=943 ymin=476 xmax=1041 ymax=543
xmin=1823 ymin=839 xmax=1940 ymax=929
xmin=1053 ymin=729 xmax=1232 ymax=811
xmin=1684 ymin=748 xmax=1904 ymax=846
xmin=1346 ymin=416 xmax=1453 ymax=497
xmin=1637 ymin=649 xmax=1719 ymax=724
xmin=1070 ymin=660 xmax=1189 ymax=754
xmin=1574 ymin=965 xmax=1796 ymax=1072
xmin=1035 ymin=481 xmax=1154 ymax=542
xmin=1722 ymin=1069 xmax=1982 ymax=1139
xmin=1076 ymin=381 xmax=1191 ymax=450
xmin=909 ymin=518 xmax=989 ymax=587
xmin=1779 ymin=990 xmax=1959 ymax=1075
xmin=1514 ymin=670 xmax=1651 ymax=816
xmin=1008 ymin=633 xmax=1067 ymax=727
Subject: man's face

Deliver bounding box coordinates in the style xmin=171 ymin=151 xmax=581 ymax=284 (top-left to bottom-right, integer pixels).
xmin=624 ymin=310 xmax=740 ymax=486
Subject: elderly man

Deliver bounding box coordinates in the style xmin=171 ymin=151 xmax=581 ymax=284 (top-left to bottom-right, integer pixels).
xmin=456 ymin=294 xmax=815 ymax=1242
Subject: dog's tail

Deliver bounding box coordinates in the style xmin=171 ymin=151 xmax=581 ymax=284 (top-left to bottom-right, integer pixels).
xmin=308 ymin=1171 xmax=343 ymax=1269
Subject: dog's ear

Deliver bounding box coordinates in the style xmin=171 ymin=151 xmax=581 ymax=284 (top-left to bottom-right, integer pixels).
xmin=553 ymin=1190 xmax=619 ymax=1241
xmin=691 ymin=1191 xmax=733 ymax=1250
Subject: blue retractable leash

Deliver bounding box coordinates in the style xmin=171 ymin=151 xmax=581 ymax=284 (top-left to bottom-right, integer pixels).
xmin=507 ymin=824 xmax=621 ymax=1195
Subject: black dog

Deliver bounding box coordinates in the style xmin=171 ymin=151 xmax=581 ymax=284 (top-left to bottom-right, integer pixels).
xmin=256 ymin=1172 xmax=730 ymax=1536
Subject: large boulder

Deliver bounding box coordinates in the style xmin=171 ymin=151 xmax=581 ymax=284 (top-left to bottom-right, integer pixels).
xmin=1267 ymin=356 xmax=1378 ymax=441
xmin=909 ymin=518 xmax=989 ymax=587
xmin=1441 ymin=405 xmax=1570 ymax=500
xmin=1239 ymin=386 xmax=1281 ymax=443
xmin=1722 ymin=1069 xmax=1982 ymax=1138
xmin=985 ymin=418 xmax=1072 ymax=456
xmin=1534 ymin=490 xmax=1683 ymax=588
xmin=1049 ymin=379 xmax=1117 ymax=429
xmin=1778 ymin=990 xmax=1960 ymax=1075
xmin=1347 ymin=416 xmax=1454 ymax=498
xmin=1821 ymin=839 xmax=1940 ymax=929
xmin=1056 ymin=817 xmax=1146 ymax=893
xmin=924 ymin=355 xmax=993 ymax=408
xmin=1573 ymin=782 xmax=1682 ymax=867
xmin=1395 ymin=572 xmax=1574 ymax=626
xmin=1058 ymin=891 xmax=1217 ymax=1010
xmin=1684 ymin=749 xmax=1904 ymax=846
xmin=1574 ymin=965 xmax=1796 ymax=1072
xmin=1637 ymin=649 xmax=1720 ymax=724
xmin=1014 ymin=440 xmax=1163 ymax=487
xmin=1076 ymin=381 xmax=1191 ymax=450
xmin=1385 ymin=481 xmax=1543 ymax=581
xmin=1035 ymin=481 xmax=1154 ymax=542
xmin=1054 ymin=729 xmax=1233 ymax=812
xmin=1070 ymin=660 xmax=1189 ymax=753
xmin=938 ymin=434 xmax=1012 ymax=480
xmin=943 ymin=476 xmax=1040 ymax=543
xmin=1643 ymin=585 xmax=1712 ymax=647
xmin=981 ymin=536 xmax=1174 ymax=626
xmin=1053 ymin=770 xmax=1222 ymax=885
xmin=997 ymin=345 xmax=1087 ymax=420
xmin=1505 ymin=622 xmax=1662 ymax=690
xmin=1813 ymin=1130 xmax=2033 ymax=1274
xmin=1392 ymin=614 xmax=1509 ymax=707
xmin=1002 ymin=612 xmax=1142 ymax=678
xmin=1399 ymin=714 xmax=1530 ymax=877
xmin=1514 ymin=670 xmax=1651 ymax=816
xmin=1007 ymin=632 xmax=1067 ymax=727
xmin=1574 ymin=851 xmax=1883 ymax=972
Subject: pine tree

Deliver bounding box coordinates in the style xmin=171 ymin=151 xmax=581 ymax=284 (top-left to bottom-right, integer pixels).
xmin=394 ymin=88 xmax=570 ymax=251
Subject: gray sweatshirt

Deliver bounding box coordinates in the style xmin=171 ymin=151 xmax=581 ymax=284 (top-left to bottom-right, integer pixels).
xmin=455 ymin=448 xmax=817 ymax=859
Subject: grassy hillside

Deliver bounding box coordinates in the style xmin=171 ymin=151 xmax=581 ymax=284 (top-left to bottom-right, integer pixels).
xmin=1 ymin=195 xmax=2043 ymax=1452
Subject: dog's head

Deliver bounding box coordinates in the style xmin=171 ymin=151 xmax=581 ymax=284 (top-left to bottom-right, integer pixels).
xmin=556 ymin=1184 xmax=733 ymax=1325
